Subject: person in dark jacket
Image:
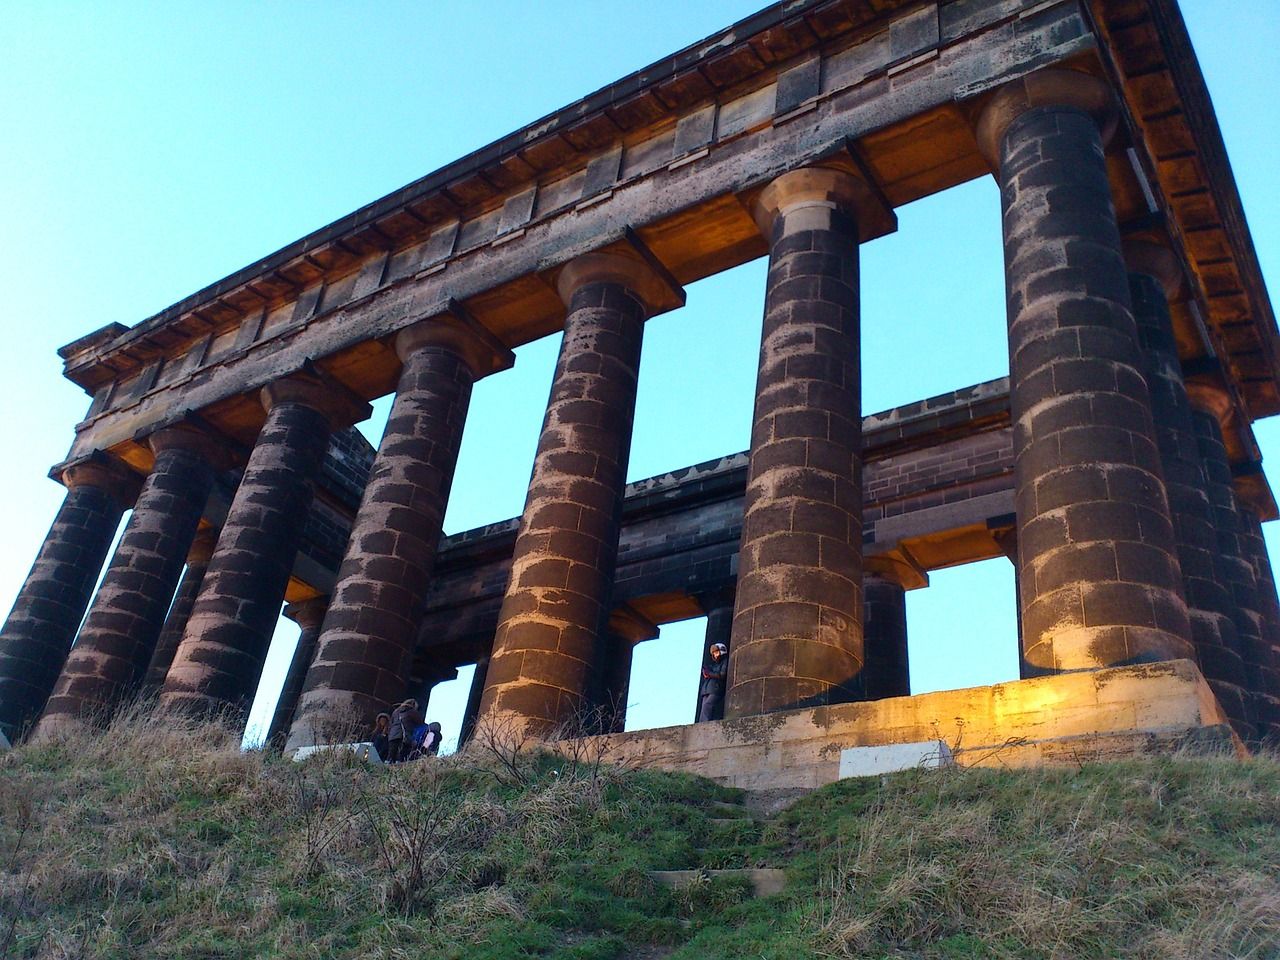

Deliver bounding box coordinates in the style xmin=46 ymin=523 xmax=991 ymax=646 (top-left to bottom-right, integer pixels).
xmin=387 ymin=699 xmax=419 ymax=763
xmin=697 ymin=643 xmax=728 ymax=722
xmin=370 ymin=712 xmax=391 ymax=762
xmin=423 ymin=721 xmax=443 ymax=756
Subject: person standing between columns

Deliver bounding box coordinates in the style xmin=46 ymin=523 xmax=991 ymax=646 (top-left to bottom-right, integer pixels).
xmin=975 ymin=69 xmax=1195 ymax=674
xmin=159 ymin=368 xmax=370 ymax=723
xmin=691 ymin=587 xmax=734 ymax=722
xmin=264 ymin=594 xmax=329 ymax=748
xmin=479 ymin=244 xmax=683 ymax=737
xmin=36 ymin=424 xmax=222 ymax=735
xmin=725 ymin=163 xmax=895 ymax=720
xmin=283 ymin=311 xmax=512 ymax=754
xmin=0 ymin=455 xmax=136 ymax=741
xmin=1123 ymin=237 xmax=1253 ymax=738
xmin=697 ymin=643 xmax=729 ymax=723
xmin=141 ymin=527 xmax=218 ymax=693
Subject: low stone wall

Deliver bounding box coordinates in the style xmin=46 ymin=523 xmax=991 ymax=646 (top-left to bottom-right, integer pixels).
xmin=563 ymin=660 xmax=1238 ymax=791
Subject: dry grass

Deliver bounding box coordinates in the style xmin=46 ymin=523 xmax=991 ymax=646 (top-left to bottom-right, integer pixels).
xmin=0 ymin=706 xmax=1277 ymax=959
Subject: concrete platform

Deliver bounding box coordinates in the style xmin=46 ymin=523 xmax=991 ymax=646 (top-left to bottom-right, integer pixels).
xmin=559 ymin=659 xmax=1240 ymax=791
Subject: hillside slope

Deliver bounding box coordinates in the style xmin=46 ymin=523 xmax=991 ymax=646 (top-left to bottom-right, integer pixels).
xmin=0 ymin=711 xmax=1277 ymax=959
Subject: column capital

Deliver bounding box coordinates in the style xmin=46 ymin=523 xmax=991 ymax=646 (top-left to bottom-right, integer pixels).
xmin=975 ymin=68 xmax=1117 ymax=167
xmin=1231 ymin=461 xmax=1279 ymax=522
xmin=865 ymin=550 xmax=928 ymax=590
xmin=394 ymin=301 xmax=515 ymax=379
xmin=283 ymin=594 xmax=329 ymax=633
xmin=553 ymin=230 xmax=685 ymax=316
xmin=1122 ymin=235 xmax=1185 ymax=301
xmin=1183 ymin=359 xmax=1236 ymax=423
xmin=606 ymin=604 xmax=659 ymax=646
xmin=55 ymin=451 xmax=140 ymax=507
xmin=186 ymin=527 xmax=218 ymax=565
xmin=260 ymin=362 xmax=372 ymax=431
xmin=752 ymin=163 xmax=894 ymax=242
xmin=146 ymin=421 xmax=233 ymax=470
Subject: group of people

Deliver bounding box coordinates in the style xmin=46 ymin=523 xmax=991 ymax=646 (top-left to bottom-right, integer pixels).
xmin=370 ymin=698 xmax=443 ymax=763
xmin=367 ymin=643 xmax=726 ymax=760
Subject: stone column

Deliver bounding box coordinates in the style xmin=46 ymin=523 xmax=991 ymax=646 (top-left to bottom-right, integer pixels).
xmin=0 ymin=456 xmax=135 ymax=741
xmin=1124 ymin=239 xmax=1251 ymax=736
xmin=693 ymin=588 xmax=735 ymax=722
xmin=36 ymin=426 xmax=220 ymax=734
xmin=862 ymin=555 xmax=922 ymax=700
xmin=1233 ymin=466 xmax=1280 ymax=674
xmin=141 ymin=528 xmax=218 ymax=693
xmin=284 ymin=313 xmax=512 ymax=752
xmin=596 ymin=606 xmax=658 ymax=733
xmin=976 ymin=70 xmax=1194 ymax=674
xmin=159 ymin=371 xmax=369 ymax=722
xmin=479 ymin=248 xmax=682 ymax=736
xmin=989 ymin=523 xmax=1027 ymax=677
xmin=264 ymin=595 xmax=328 ymax=748
xmin=1185 ymin=377 xmax=1280 ymax=739
xmin=726 ymin=165 xmax=893 ymax=719
xmin=457 ymin=654 xmax=490 ymax=748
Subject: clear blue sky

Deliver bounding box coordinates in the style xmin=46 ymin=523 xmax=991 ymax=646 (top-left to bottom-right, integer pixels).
xmin=1 ymin=2 xmax=1275 ymax=751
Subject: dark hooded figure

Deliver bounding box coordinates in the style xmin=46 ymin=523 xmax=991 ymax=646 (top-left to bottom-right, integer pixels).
xmin=697 ymin=643 xmax=728 ymax=722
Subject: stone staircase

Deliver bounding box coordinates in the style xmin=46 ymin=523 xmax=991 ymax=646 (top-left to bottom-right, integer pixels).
xmin=647 ymin=794 xmax=790 ymax=899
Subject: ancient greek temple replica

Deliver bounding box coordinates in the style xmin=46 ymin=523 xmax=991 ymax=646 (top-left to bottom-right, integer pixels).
xmin=2 ymin=0 xmax=1276 ymax=786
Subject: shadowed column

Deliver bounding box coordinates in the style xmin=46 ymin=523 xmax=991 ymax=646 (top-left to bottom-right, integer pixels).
xmin=0 ymin=456 xmax=136 ymax=741
xmin=1186 ymin=375 xmax=1280 ymax=740
xmin=1123 ymin=239 xmax=1251 ymax=738
xmin=480 ymin=248 xmax=683 ymax=736
xmin=284 ymin=314 xmax=512 ymax=752
xmin=1233 ymin=466 xmax=1280 ymax=685
xmin=458 ymin=655 xmax=490 ymax=749
xmin=160 ymin=371 xmax=369 ymax=723
xmin=977 ymin=70 xmax=1194 ymax=673
xmin=726 ymin=165 xmax=894 ymax=719
xmin=692 ymin=588 xmax=735 ymax=722
xmin=36 ymin=426 xmax=220 ymax=734
xmin=265 ymin=595 xmax=328 ymax=749
xmin=862 ymin=555 xmax=923 ymax=700
xmin=595 ymin=606 xmax=658 ymax=733
xmin=142 ymin=528 xmax=218 ymax=693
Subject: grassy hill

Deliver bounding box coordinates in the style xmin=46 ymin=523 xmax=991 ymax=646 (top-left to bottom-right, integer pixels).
xmin=0 ymin=710 xmax=1277 ymax=959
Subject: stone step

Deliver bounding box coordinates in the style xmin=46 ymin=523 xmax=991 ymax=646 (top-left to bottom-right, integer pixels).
xmin=707 ymin=817 xmax=755 ymax=827
xmin=649 ymin=868 xmax=786 ymax=898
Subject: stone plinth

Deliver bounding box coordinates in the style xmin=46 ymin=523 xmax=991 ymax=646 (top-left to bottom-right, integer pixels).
xmin=548 ymin=660 xmax=1236 ymax=791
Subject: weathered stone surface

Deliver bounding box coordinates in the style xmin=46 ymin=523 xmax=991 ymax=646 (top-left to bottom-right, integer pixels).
xmin=1128 ymin=269 xmax=1251 ymax=738
xmin=987 ymin=74 xmax=1194 ymax=673
xmin=37 ymin=432 xmax=217 ymax=733
xmin=727 ymin=167 xmax=869 ymax=719
xmin=160 ymin=393 xmax=339 ymax=722
xmin=551 ymin=659 xmax=1237 ymax=791
xmin=0 ymin=460 xmax=133 ymax=740
xmin=480 ymin=261 xmax=653 ymax=734
xmin=265 ymin=596 xmax=328 ymax=747
xmin=285 ymin=318 xmax=510 ymax=752
xmin=142 ymin=528 xmax=217 ymax=693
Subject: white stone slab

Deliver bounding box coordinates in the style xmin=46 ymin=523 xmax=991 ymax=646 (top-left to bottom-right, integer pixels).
xmin=292 ymin=741 xmax=382 ymax=764
xmin=0 ymin=729 xmax=10 ymax=750
xmin=838 ymin=739 xmax=953 ymax=778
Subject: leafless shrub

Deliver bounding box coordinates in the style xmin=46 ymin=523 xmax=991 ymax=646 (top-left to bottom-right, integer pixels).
xmin=460 ymin=714 xmax=537 ymax=787
xmin=290 ymin=765 xmax=352 ymax=879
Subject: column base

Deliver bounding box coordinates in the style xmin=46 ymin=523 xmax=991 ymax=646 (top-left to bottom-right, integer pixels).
xmin=544 ymin=660 xmax=1242 ymax=791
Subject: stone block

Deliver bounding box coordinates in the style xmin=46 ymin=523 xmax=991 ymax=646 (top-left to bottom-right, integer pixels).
xmin=838 ymin=739 xmax=953 ymax=778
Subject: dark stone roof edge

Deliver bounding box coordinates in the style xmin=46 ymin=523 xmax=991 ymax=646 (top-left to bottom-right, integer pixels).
xmin=62 ymin=0 xmax=850 ymax=359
